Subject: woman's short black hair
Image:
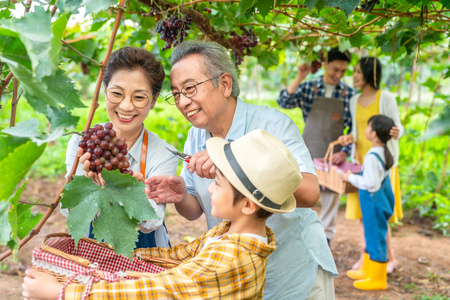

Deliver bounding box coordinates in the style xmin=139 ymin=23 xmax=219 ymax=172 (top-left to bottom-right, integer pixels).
xmin=327 ymin=47 xmax=352 ymax=63
xmin=103 ymin=47 xmax=165 ymax=96
xmin=358 ymin=57 xmax=382 ymax=89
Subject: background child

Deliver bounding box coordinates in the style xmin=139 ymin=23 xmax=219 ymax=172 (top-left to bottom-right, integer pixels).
xmin=22 ymin=129 xmax=302 ymax=300
xmin=341 ymin=115 xmax=396 ymax=291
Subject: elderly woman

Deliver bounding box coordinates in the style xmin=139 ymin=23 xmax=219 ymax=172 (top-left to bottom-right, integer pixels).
xmin=63 ymin=47 xmax=177 ymax=248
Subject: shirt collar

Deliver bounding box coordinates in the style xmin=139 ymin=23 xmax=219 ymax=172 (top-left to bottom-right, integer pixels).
xmin=317 ymin=75 xmax=345 ymax=90
xmin=211 ymin=221 xmax=277 ymax=257
xmin=205 ymin=98 xmax=246 ymax=143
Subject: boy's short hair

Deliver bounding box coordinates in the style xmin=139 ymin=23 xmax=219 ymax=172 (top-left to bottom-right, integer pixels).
xmin=327 ymin=47 xmax=352 ymax=63
xmin=216 ymin=168 xmax=273 ymax=220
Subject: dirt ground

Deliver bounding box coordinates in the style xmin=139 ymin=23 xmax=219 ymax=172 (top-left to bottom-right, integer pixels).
xmin=1 ymin=177 xmax=449 ymax=300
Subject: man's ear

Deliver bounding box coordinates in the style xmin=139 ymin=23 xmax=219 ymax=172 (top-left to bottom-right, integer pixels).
xmin=241 ymin=199 xmax=258 ymax=215
xmin=220 ymin=73 xmax=233 ymax=98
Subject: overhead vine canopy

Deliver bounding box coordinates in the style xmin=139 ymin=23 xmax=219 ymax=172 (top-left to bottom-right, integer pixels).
xmin=122 ymin=0 xmax=450 ymax=67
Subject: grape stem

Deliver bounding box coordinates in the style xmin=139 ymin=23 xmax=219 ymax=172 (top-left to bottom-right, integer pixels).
xmin=63 ymin=131 xmax=84 ymax=136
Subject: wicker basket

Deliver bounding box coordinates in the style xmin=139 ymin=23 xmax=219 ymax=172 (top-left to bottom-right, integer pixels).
xmin=32 ymin=233 xmax=180 ymax=286
xmin=313 ymin=141 xmax=362 ymax=194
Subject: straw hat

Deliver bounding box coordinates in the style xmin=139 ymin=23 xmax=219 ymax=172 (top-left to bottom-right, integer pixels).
xmin=206 ymin=129 xmax=302 ymax=213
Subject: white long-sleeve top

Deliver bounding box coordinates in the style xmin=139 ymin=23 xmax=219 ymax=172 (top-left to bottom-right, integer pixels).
xmin=349 ymin=90 xmax=404 ymax=166
xmin=348 ymin=147 xmax=390 ymax=192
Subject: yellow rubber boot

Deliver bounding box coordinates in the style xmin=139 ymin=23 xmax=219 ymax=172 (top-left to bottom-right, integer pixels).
xmin=347 ymin=253 xmax=370 ymax=280
xmin=353 ymin=260 xmax=388 ymax=290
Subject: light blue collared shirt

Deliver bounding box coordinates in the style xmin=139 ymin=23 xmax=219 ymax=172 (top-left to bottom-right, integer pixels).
xmin=181 ymin=99 xmax=338 ymax=299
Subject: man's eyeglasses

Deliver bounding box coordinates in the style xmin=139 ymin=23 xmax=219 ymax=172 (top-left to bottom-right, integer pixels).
xmin=165 ymin=73 xmax=224 ymax=105
xmin=105 ymin=88 xmax=152 ymax=108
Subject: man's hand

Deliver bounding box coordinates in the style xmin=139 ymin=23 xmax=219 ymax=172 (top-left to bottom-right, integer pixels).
xmin=390 ymin=126 xmax=400 ymax=140
xmin=331 ymin=151 xmax=348 ymax=165
xmin=337 ymin=134 xmax=353 ymax=146
xmin=22 ymin=269 xmax=61 ymax=300
xmin=145 ymin=175 xmax=187 ymax=204
xmin=186 ymin=150 xmax=216 ymax=179
xmin=297 ymin=63 xmax=312 ymax=81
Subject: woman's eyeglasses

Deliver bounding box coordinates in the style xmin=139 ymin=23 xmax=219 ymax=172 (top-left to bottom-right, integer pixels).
xmin=165 ymin=73 xmax=224 ymax=105
xmin=105 ymin=88 xmax=151 ymax=108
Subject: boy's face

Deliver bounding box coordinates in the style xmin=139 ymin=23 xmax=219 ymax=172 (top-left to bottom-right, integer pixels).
xmin=208 ymin=170 xmax=240 ymax=220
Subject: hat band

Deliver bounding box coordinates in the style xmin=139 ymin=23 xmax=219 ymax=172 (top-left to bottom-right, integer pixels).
xmin=224 ymin=143 xmax=282 ymax=210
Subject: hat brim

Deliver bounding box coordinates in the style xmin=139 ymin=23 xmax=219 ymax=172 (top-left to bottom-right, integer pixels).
xmin=207 ymin=137 xmax=296 ymax=214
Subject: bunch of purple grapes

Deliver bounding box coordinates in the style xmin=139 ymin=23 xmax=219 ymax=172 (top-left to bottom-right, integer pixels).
xmin=311 ymin=50 xmax=325 ymax=74
xmin=78 ymin=122 xmax=133 ymax=176
xmin=155 ymin=12 xmax=192 ymax=50
xmin=229 ymin=27 xmax=258 ymax=67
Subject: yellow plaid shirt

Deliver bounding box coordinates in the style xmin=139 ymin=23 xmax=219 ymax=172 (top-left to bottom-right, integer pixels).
xmin=65 ymin=221 xmax=276 ymax=299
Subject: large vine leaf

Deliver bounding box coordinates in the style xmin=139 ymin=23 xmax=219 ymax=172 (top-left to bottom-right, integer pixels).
xmin=61 ymin=170 xmax=158 ymax=259
xmin=2 ymin=119 xmax=65 ymax=146
xmin=5 ymin=180 xmax=41 ymax=259
xmin=83 ymin=0 xmax=118 ymax=15
xmin=0 ymin=7 xmax=54 ymax=80
xmin=0 ymin=135 xmax=46 ymax=202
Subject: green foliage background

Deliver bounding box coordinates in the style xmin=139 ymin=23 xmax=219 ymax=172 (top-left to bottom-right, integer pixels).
xmin=0 ymin=0 xmax=449 ymax=257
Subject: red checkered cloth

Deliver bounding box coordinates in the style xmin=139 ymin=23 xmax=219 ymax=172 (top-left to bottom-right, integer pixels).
xmin=32 ymin=235 xmax=166 ymax=299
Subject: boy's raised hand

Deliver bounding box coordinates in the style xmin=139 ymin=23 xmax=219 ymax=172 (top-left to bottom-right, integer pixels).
xmin=145 ymin=175 xmax=187 ymax=204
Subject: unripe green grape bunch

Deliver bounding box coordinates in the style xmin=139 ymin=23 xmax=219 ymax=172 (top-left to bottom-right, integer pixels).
xmin=78 ymin=122 xmax=133 ymax=176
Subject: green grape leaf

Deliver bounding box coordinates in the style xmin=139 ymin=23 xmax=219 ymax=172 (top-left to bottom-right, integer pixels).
xmin=256 ymin=0 xmax=274 ymax=18
xmin=6 ymin=180 xmax=33 ymax=259
xmin=2 ymin=119 xmax=65 ymax=146
xmin=442 ymin=0 xmax=450 ymax=9
xmin=0 ymin=201 xmax=11 ymax=245
xmin=61 ymin=170 xmax=158 ymax=259
xmin=349 ymin=31 xmax=363 ymax=48
xmin=236 ymin=0 xmax=257 ymax=18
xmin=1 ymin=7 xmax=54 ymax=80
xmin=83 ymin=0 xmax=118 ymax=15
xmin=257 ymin=51 xmax=279 ymax=70
xmin=324 ymin=0 xmax=361 ymax=19
xmin=16 ymin=202 xmax=43 ymax=240
xmin=57 ymin=0 xmax=84 ymax=14
xmin=50 ymin=14 xmax=68 ymax=66
xmin=0 ymin=137 xmax=46 ymax=201
xmin=47 ymin=107 xmax=80 ymax=131
xmin=304 ymin=0 xmax=318 ymax=11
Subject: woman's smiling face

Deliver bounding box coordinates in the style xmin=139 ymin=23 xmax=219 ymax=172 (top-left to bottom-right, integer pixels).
xmin=105 ymin=69 xmax=155 ymax=138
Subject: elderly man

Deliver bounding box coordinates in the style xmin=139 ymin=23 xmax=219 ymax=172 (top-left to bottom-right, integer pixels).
xmin=147 ymin=41 xmax=337 ymax=299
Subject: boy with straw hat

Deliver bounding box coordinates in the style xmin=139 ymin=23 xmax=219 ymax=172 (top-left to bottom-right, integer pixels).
xmin=23 ymin=129 xmax=302 ymax=300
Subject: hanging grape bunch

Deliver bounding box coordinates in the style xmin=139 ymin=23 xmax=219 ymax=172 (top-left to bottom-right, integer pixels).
xmin=229 ymin=27 xmax=258 ymax=67
xmin=311 ymin=50 xmax=326 ymax=74
xmin=155 ymin=12 xmax=192 ymax=50
xmin=78 ymin=122 xmax=133 ymax=176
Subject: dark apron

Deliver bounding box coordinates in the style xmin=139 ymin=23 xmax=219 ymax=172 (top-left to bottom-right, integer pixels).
xmin=302 ymin=84 xmax=345 ymax=159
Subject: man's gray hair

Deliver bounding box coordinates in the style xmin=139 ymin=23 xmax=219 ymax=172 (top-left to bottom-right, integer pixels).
xmin=171 ymin=41 xmax=240 ymax=98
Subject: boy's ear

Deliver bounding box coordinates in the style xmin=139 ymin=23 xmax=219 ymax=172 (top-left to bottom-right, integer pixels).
xmin=241 ymin=199 xmax=259 ymax=215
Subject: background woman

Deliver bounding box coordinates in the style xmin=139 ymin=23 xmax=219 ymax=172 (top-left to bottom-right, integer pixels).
xmin=339 ymin=57 xmax=404 ymax=274
xmin=64 ymin=47 xmax=177 ymax=248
